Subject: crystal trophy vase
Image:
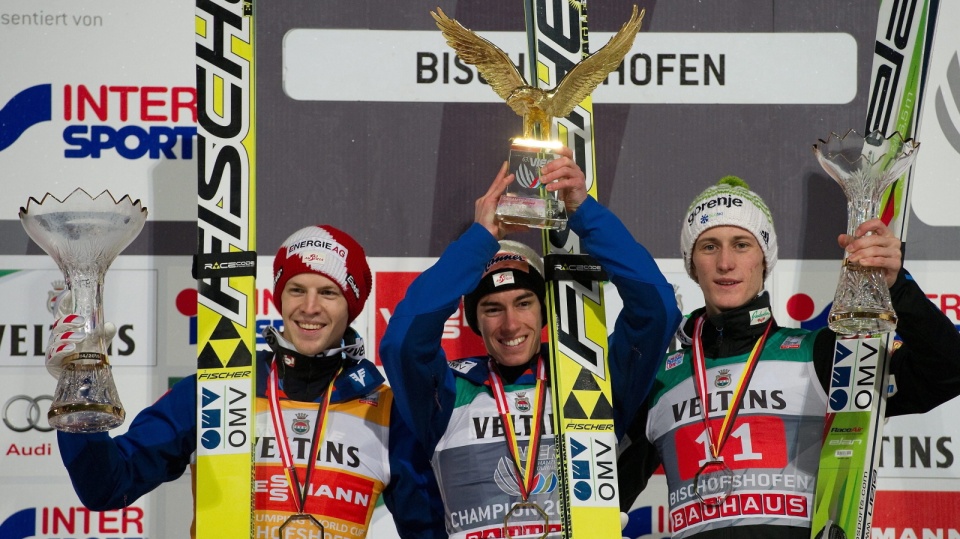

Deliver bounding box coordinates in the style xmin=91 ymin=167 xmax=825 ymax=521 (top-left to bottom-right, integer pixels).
xmin=813 ymin=130 xmax=918 ymax=335
xmin=19 ymin=188 xmax=147 ymax=432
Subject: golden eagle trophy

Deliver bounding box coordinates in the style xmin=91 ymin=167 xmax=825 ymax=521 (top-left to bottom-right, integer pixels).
xmin=432 ymin=5 xmax=643 ymax=230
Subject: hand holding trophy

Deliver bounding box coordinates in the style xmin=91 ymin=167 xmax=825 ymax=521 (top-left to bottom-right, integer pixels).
xmin=813 ymin=130 xmax=919 ymax=335
xmin=432 ymin=5 xmax=643 ymax=230
xmin=20 ymin=188 xmax=147 ymax=433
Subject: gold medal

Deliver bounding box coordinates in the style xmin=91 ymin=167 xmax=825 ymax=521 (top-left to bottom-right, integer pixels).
xmin=693 ymin=460 xmax=734 ymax=506
xmin=278 ymin=513 xmax=324 ymax=539
xmin=503 ymin=500 xmax=549 ymax=539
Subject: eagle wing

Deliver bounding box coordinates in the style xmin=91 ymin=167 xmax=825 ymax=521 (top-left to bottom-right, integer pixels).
xmin=543 ymin=5 xmax=644 ymax=119
xmin=431 ymin=8 xmax=528 ymax=105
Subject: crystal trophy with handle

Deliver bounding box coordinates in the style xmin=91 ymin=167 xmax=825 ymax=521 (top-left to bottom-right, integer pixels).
xmin=20 ymin=188 xmax=147 ymax=432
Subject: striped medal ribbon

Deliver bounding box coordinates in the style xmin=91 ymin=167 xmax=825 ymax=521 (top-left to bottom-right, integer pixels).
xmin=691 ymin=314 xmax=772 ymax=506
xmin=267 ymin=359 xmax=340 ymax=538
xmin=488 ymin=356 xmax=551 ymax=539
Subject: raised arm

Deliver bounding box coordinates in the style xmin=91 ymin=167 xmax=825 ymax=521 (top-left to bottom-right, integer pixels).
xmin=540 ymin=147 xmax=682 ymax=435
xmin=379 ymin=164 xmax=510 ymax=451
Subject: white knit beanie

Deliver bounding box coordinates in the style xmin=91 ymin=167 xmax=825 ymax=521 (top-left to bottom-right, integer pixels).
xmin=680 ymin=176 xmax=778 ymax=280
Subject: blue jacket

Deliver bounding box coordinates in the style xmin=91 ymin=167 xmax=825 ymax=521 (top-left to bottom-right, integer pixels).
xmin=380 ymin=195 xmax=682 ymax=455
xmin=57 ymin=348 xmax=446 ymax=539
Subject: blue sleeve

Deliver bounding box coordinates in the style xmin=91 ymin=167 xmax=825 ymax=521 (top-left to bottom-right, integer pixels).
xmin=57 ymin=375 xmax=198 ymax=510
xmin=379 ymin=223 xmax=500 ymax=451
xmin=383 ymin=403 xmax=448 ymax=538
xmin=569 ymin=196 xmax=682 ymax=438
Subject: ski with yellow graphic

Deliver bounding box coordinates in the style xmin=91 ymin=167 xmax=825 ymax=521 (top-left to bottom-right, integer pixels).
xmin=524 ymin=1 xmax=623 ymax=536
xmin=194 ymin=0 xmax=257 ymax=537
xmin=812 ymin=2 xmax=940 ymax=538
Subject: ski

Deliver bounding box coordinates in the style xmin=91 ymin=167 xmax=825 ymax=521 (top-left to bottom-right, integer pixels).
xmin=812 ymin=2 xmax=940 ymax=538
xmin=194 ymin=0 xmax=257 ymax=537
xmin=524 ymin=1 xmax=622 ymax=537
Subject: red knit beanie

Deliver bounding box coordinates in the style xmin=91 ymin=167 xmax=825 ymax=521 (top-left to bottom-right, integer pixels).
xmin=272 ymin=225 xmax=371 ymax=322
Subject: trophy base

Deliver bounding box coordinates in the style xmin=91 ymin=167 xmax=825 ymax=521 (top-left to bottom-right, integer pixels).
xmin=496 ymin=195 xmax=567 ymax=230
xmin=827 ymin=309 xmax=897 ymax=336
xmin=48 ymin=362 xmax=126 ymax=433
xmin=48 ymin=402 xmax=125 ymax=433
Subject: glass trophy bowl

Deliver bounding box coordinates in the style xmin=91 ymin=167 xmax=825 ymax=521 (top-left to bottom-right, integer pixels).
xmin=19 ymin=188 xmax=147 ymax=432
xmin=813 ymin=130 xmax=918 ymax=335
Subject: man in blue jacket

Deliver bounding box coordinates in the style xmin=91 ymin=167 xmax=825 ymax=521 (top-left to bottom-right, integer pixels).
xmin=47 ymin=224 xmax=445 ymax=539
xmin=380 ymin=146 xmax=682 ymax=539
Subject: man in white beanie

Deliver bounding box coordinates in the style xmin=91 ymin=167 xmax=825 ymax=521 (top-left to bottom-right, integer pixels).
xmin=380 ymin=146 xmax=681 ymax=539
xmin=618 ymin=176 xmax=960 ymax=539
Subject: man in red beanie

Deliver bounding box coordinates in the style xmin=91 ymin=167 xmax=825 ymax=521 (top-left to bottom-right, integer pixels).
xmin=48 ymin=225 xmax=445 ymax=539
xmin=380 ymin=147 xmax=682 ymax=539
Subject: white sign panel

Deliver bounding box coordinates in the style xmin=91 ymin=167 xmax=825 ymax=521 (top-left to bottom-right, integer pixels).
xmin=0 ymin=0 xmax=197 ymax=223
xmin=283 ymin=30 xmax=857 ymax=105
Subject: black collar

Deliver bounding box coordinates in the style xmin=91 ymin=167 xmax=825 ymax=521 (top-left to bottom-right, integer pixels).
xmin=680 ymin=292 xmax=780 ymax=359
xmin=494 ymin=355 xmax=539 ymax=385
xmin=264 ymin=326 xmax=350 ymax=402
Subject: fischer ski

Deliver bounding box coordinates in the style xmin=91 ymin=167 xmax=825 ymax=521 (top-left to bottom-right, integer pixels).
xmin=812 ymin=2 xmax=940 ymax=539
xmin=194 ymin=0 xmax=257 ymax=537
xmin=524 ymin=1 xmax=626 ymax=536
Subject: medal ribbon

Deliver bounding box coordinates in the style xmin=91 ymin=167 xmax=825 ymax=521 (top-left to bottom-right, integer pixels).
xmin=691 ymin=315 xmax=772 ymax=459
xmin=267 ymin=359 xmax=340 ymax=515
xmin=488 ymin=356 xmax=547 ymax=501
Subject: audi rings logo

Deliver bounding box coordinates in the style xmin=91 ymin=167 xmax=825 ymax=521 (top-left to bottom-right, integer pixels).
xmin=3 ymin=395 xmax=54 ymax=432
